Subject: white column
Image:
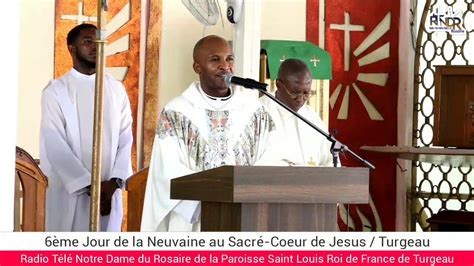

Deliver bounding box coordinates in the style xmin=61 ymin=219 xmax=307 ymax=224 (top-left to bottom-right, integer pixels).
xmin=397 ymin=0 xmax=415 ymax=231
xmin=233 ymin=0 xmax=261 ymax=81
xmin=318 ymin=0 xmax=325 ymax=49
xmin=0 ymin=2 xmax=20 ymax=232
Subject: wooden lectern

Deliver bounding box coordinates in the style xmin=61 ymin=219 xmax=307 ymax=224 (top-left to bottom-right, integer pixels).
xmin=170 ymin=166 xmax=369 ymax=231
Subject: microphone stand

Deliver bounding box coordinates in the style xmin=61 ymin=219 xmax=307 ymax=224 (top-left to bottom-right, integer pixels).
xmin=259 ymin=87 xmax=375 ymax=232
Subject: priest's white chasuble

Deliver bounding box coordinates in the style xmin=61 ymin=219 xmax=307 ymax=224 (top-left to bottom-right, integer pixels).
xmin=259 ymin=96 xmax=333 ymax=167
xmin=141 ymin=82 xmax=276 ymax=232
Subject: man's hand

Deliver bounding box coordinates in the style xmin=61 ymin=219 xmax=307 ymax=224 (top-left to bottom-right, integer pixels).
xmin=100 ymin=179 xmax=119 ymax=216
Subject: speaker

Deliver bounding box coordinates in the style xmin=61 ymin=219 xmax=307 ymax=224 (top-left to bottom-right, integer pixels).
xmin=226 ymin=0 xmax=242 ymax=24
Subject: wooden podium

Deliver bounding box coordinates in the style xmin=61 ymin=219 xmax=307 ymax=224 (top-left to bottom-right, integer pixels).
xmin=170 ymin=166 xmax=369 ymax=231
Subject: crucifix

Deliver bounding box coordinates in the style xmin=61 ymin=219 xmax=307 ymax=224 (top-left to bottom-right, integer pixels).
xmin=329 ymin=12 xmax=364 ymax=71
xmin=61 ymin=2 xmax=98 ymax=24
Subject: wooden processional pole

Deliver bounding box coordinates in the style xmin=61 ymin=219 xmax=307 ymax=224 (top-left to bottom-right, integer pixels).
xmin=89 ymin=0 xmax=108 ymax=231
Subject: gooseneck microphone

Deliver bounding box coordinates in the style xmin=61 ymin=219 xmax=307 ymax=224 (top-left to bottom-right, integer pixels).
xmin=223 ymin=73 xmax=268 ymax=91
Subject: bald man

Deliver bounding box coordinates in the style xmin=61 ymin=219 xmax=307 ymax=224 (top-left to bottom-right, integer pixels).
xmin=259 ymin=58 xmax=333 ymax=167
xmin=141 ymin=35 xmax=276 ymax=231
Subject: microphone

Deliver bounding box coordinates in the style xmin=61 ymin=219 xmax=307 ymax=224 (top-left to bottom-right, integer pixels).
xmin=223 ymin=73 xmax=268 ymax=91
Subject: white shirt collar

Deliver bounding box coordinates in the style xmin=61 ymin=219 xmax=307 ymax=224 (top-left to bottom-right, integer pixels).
xmin=70 ymin=68 xmax=96 ymax=80
xmin=197 ymin=84 xmax=234 ymax=110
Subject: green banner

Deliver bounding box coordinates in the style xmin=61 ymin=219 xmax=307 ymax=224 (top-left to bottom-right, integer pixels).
xmin=261 ymin=40 xmax=332 ymax=80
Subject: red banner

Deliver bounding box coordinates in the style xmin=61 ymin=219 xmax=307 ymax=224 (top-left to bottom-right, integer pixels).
xmin=307 ymin=0 xmax=400 ymax=231
xmin=1 ymin=250 xmax=473 ymax=265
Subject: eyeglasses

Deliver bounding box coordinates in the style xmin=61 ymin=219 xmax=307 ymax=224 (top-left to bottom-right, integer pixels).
xmin=279 ymin=81 xmax=315 ymax=99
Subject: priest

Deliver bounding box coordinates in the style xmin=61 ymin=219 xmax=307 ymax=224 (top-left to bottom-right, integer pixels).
xmin=141 ymin=35 xmax=276 ymax=231
xmin=259 ymin=58 xmax=333 ymax=167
